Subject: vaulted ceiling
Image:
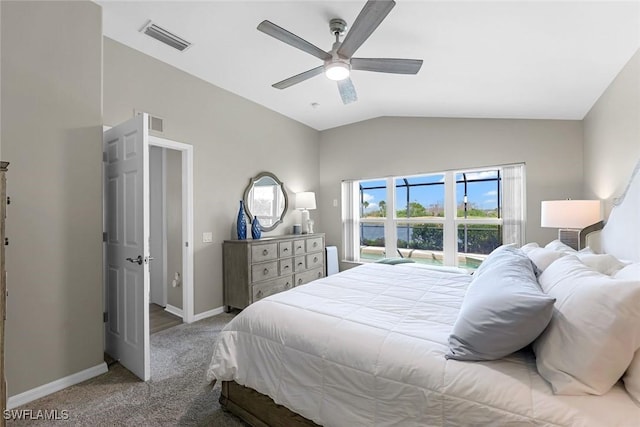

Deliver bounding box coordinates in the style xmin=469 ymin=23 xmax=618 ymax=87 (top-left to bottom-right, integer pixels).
xmin=97 ymin=1 xmax=640 ymax=130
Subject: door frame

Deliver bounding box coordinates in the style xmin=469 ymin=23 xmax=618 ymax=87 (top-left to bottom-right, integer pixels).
xmin=103 ymin=127 xmax=195 ymax=339
xmin=148 ymin=135 xmax=194 ymax=323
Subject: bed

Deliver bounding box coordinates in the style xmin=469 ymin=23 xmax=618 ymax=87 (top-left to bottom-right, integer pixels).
xmin=207 ymin=161 xmax=640 ymax=426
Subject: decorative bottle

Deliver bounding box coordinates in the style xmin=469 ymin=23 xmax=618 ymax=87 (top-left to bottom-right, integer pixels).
xmin=251 ymin=217 xmax=262 ymax=240
xmin=236 ymin=200 xmax=247 ymax=240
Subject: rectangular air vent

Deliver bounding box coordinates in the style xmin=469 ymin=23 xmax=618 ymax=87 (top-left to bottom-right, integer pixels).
xmin=140 ymin=20 xmax=192 ymax=52
xmin=134 ymin=110 xmax=165 ymax=134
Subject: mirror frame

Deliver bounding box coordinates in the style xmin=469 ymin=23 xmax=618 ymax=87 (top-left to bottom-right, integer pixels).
xmin=243 ymin=171 xmax=288 ymax=232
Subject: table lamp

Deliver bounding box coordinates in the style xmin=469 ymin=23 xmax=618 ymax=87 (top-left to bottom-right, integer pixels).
xmin=295 ymin=192 xmax=316 ymax=234
xmin=541 ymin=199 xmax=601 ymax=250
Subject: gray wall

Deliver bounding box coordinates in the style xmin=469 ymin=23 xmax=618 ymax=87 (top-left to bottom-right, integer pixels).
xmin=318 ymin=117 xmax=584 ymax=267
xmin=1 ymin=1 xmax=103 ymax=396
xmin=166 ymin=149 xmax=183 ymax=309
xmin=583 ymin=48 xmax=640 ymax=214
xmin=103 ymin=38 xmax=320 ymax=315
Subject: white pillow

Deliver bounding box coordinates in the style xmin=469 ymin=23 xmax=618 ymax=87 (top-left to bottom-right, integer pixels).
xmin=533 ymin=255 xmax=640 ymax=395
xmin=520 ymin=242 xmax=540 ymax=254
xmin=615 ymin=263 xmax=640 ymax=402
xmin=525 ymin=247 xmax=566 ymax=272
xmin=625 ymin=351 xmax=640 ymax=403
xmin=615 ymin=262 xmax=640 ymax=281
xmin=545 ymin=239 xmax=577 ymax=254
xmin=577 ymin=253 xmax=629 ymax=276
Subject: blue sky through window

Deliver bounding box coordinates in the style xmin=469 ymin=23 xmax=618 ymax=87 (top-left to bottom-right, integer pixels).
xmin=361 ymin=171 xmax=499 ymax=215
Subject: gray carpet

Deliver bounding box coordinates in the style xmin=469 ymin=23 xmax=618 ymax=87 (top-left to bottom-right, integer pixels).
xmin=8 ymin=313 xmax=247 ymax=426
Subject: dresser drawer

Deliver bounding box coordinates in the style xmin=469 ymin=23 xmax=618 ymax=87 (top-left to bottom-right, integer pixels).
xmin=305 ymin=237 xmax=323 ymax=253
xmin=253 ymin=276 xmax=293 ymax=302
xmin=280 ymin=258 xmax=293 ymax=275
xmin=294 ymin=256 xmax=306 ymax=272
xmin=279 ymin=241 xmax=293 ymax=258
xmin=295 ymin=267 xmax=324 ymax=286
xmin=251 ymin=261 xmax=278 ymax=283
xmin=306 ymin=252 xmax=323 ymax=270
xmin=251 ymin=243 xmax=278 ymax=263
xmin=293 ymin=239 xmax=306 ymax=255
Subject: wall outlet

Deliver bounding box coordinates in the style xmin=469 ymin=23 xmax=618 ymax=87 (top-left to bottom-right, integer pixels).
xmin=202 ymin=232 xmax=213 ymax=243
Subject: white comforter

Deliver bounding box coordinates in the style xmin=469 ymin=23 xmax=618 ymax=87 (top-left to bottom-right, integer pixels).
xmin=207 ymin=263 xmax=640 ymax=426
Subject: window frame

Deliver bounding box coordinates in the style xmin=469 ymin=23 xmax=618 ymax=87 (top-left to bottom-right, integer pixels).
xmin=343 ymin=164 xmax=524 ymax=268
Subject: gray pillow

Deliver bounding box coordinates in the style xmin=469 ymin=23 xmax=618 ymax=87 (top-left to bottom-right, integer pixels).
xmin=446 ymin=246 xmax=555 ymax=361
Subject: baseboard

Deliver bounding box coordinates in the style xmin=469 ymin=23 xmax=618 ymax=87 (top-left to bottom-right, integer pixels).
xmin=193 ymin=306 xmax=224 ymax=322
xmin=165 ymin=304 xmax=183 ymax=318
xmin=7 ymin=362 xmax=108 ymax=409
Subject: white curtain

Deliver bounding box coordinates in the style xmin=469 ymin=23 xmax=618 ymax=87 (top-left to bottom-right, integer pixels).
xmin=502 ymin=164 xmax=526 ymax=246
xmin=341 ymin=181 xmax=360 ymax=262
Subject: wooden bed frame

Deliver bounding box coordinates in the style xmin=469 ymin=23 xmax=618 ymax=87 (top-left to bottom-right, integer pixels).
xmin=220 ymin=380 xmax=319 ymax=427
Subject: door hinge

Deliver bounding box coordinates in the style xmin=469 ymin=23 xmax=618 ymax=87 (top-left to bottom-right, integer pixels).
xmin=185 ymin=241 xmax=189 ymax=248
xmin=102 ymin=152 xmax=107 ymax=163
xmin=103 ymin=312 xmax=108 ymax=323
xmin=103 ymin=232 xmax=107 ymax=242
xmin=6 ymin=196 xmax=10 ymax=205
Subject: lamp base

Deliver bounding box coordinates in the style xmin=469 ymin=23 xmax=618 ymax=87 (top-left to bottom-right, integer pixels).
xmin=301 ymin=209 xmax=310 ymax=234
xmin=558 ymin=229 xmax=579 ymax=251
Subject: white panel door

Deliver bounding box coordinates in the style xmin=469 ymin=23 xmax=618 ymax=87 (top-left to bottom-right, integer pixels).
xmin=104 ymin=114 xmax=150 ymax=381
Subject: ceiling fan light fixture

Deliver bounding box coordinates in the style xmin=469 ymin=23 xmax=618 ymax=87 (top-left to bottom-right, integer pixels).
xmin=325 ymin=62 xmax=350 ymax=81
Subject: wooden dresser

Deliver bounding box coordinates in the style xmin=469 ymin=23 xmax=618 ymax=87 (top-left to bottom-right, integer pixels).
xmin=223 ymin=233 xmax=325 ymax=311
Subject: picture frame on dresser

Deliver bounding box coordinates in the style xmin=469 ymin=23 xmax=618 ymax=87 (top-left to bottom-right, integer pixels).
xmin=222 ymin=234 xmax=325 ymax=312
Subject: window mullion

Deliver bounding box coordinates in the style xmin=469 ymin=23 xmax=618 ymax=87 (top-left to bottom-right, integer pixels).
xmin=444 ymin=171 xmax=457 ymax=266
xmin=385 ymin=177 xmax=397 ymax=258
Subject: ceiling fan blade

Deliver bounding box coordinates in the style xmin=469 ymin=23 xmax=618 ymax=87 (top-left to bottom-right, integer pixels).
xmin=337 ymin=78 xmax=358 ymax=104
xmin=351 ymin=58 xmax=423 ymax=74
xmin=258 ymin=20 xmax=331 ymax=61
xmin=337 ymin=0 xmax=396 ymax=59
xmin=272 ymin=66 xmax=325 ymax=89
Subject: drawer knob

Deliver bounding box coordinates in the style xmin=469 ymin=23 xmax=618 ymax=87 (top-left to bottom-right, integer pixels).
xmin=257 ymin=290 xmax=263 ymax=298
xmin=313 ymin=256 xmax=318 ymax=263
xmin=263 ymin=268 xmax=269 ymax=275
xmin=262 ymin=249 xmax=268 ymax=256
xmin=317 ymin=272 xmax=322 ymax=277
xmin=283 ymin=247 xmax=289 ymax=252
xmin=298 ymin=278 xmax=303 ymax=285
xmin=285 ymin=282 xmax=291 ymax=289
xmin=284 ymin=265 xmax=290 ymax=270
xmin=313 ymin=242 xmax=318 ymax=248
xmin=297 ymin=246 xmax=302 ymax=250
xmin=297 ymin=262 xmax=303 ymax=267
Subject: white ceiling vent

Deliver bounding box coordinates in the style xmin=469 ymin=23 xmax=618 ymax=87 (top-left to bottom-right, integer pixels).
xmin=140 ymin=20 xmax=192 ymax=52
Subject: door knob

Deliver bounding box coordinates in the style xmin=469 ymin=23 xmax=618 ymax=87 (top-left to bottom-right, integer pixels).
xmin=126 ymin=255 xmax=143 ymax=265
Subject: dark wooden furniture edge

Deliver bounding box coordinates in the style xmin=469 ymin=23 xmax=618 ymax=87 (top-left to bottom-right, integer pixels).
xmin=220 ymin=381 xmax=320 ymax=427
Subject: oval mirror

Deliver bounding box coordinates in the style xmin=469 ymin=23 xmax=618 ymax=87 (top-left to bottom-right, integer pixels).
xmin=243 ymin=172 xmax=288 ymax=232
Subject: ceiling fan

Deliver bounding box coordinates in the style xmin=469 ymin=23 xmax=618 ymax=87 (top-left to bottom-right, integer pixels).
xmin=257 ymin=0 xmax=423 ymax=105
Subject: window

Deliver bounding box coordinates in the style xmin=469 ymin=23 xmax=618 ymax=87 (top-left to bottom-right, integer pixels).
xmin=342 ymin=164 xmax=525 ymax=269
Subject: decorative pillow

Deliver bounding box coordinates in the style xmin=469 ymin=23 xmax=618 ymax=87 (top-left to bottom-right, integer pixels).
xmin=473 ymin=243 xmax=517 ymax=277
xmin=545 ymin=239 xmax=577 ymax=254
xmin=446 ymin=246 xmax=555 ymax=361
xmin=525 ymin=247 xmax=567 ymax=272
xmin=577 ymin=253 xmax=629 ymax=276
xmin=533 ymin=255 xmax=640 ymax=395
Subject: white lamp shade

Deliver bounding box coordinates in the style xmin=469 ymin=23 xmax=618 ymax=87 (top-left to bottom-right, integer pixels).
xmin=541 ymin=200 xmax=601 ymax=229
xmin=295 ymin=192 xmax=316 ymax=210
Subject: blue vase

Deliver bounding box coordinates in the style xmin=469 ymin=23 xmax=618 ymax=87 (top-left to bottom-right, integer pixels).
xmin=236 ymin=200 xmax=247 ymax=240
xmin=251 ymin=217 xmax=262 ymax=240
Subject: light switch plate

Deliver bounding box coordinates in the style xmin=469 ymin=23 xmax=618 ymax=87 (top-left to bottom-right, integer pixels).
xmin=202 ymin=232 xmax=213 ymax=243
